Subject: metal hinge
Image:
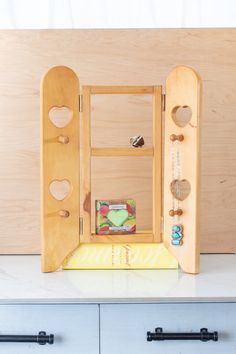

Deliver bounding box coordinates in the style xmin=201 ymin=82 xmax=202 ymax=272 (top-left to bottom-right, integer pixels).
xmin=79 ymin=94 xmax=83 ymax=113
xmin=79 ymin=217 xmax=83 ymax=235
xmin=161 ymin=216 xmax=164 ymax=234
xmin=162 ymin=94 xmax=166 ymax=111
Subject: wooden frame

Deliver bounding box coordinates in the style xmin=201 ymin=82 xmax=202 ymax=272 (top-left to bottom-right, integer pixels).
xmin=41 ymin=65 xmax=201 ymax=274
xmin=81 ymin=85 xmax=162 ymax=244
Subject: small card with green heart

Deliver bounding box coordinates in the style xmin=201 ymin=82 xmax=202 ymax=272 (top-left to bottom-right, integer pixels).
xmin=95 ymin=199 xmax=136 ymax=235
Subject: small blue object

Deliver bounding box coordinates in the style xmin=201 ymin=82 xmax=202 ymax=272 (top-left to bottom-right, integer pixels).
xmin=172 ymin=225 xmax=181 ymax=232
xmin=171 ymin=224 xmax=183 ymax=246
xmin=171 ymin=239 xmax=183 ymax=246
xmin=172 ymin=232 xmax=182 ymax=239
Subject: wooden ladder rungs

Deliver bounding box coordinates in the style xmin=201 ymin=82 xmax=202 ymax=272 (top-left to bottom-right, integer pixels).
xmin=90 ymin=232 xmax=154 ymax=243
xmin=91 ymin=147 xmax=154 ymax=157
xmin=89 ymin=85 xmax=154 ymax=94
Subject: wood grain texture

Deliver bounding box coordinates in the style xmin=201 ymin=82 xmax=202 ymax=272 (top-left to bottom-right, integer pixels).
xmin=163 ymin=66 xmax=201 ymax=274
xmin=41 ymin=66 xmax=80 ymax=272
xmin=0 ymin=29 xmax=235 ymax=253
xmin=91 ymin=148 xmax=154 ymax=156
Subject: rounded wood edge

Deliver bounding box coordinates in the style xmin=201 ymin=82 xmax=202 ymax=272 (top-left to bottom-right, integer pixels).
xmin=166 ymin=65 xmax=202 ymax=85
xmin=163 ymin=241 xmax=199 ymax=274
xmin=40 ymin=65 xmax=80 ymax=89
xmin=41 ymin=245 xmax=79 ymax=273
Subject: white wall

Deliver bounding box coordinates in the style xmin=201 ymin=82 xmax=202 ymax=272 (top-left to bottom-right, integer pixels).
xmin=0 ymin=0 xmax=235 ymax=29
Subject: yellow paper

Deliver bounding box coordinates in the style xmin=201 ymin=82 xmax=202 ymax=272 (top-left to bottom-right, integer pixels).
xmin=62 ymin=243 xmax=178 ymax=269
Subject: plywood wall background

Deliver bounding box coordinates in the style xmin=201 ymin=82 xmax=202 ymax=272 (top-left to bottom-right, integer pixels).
xmin=0 ymin=28 xmax=235 ymax=254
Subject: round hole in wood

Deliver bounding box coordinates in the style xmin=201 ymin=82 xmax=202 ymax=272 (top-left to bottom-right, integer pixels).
xmin=49 ymin=106 xmax=72 ymax=128
xmin=171 ymin=105 xmax=192 ymax=127
xmin=170 ymin=179 xmax=191 ymax=201
xmin=49 ymin=179 xmax=71 ymax=201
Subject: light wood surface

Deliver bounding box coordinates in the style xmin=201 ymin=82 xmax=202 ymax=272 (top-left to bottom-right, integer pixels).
xmin=163 ymin=66 xmax=201 ymax=274
xmin=89 ymin=86 xmax=154 ymax=94
xmin=41 ymin=66 xmax=80 ymax=272
xmin=90 ymin=231 xmax=153 ymax=243
xmin=0 ymin=29 xmax=235 ymax=253
xmin=91 ymin=148 xmax=153 ymax=156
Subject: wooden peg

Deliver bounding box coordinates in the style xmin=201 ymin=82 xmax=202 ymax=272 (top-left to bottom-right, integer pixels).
xmin=170 ymin=134 xmax=184 ymax=142
xmin=57 ymin=135 xmax=69 ymax=144
xmin=58 ymin=210 xmax=70 ymax=218
xmin=169 ymin=209 xmax=183 ymax=217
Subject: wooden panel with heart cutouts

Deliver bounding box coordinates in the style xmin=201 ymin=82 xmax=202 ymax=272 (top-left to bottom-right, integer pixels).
xmin=163 ymin=66 xmax=201 ymax=274
xmin=41 ymin=66 xmax=80 ymax=272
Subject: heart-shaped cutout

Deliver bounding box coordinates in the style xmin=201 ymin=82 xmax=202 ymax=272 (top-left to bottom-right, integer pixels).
xmin=107 ymin=209 xmax=129 ymax=227
xmin=170 ymin=179 xmax=191 ymax=201
xmin=172 ymin=105 xmax=192 ymax=127
xmin=49 ymin=106 xmax=72 ymax=128
xmin=49 ymin=180 xmax=71 ymax=201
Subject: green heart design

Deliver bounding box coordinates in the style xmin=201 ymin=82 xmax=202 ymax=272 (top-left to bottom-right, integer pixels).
xmin=107 ymin=209 xmax=129 ymax=227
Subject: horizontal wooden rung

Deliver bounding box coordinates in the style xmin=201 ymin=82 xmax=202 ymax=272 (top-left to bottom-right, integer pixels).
xmin=91 ymin=147 xmax=154 ymax=157
xmin=88 ymin=85 xmax=154 ymax=94
xmin=89 ymin=232 xmax=154 ymax=243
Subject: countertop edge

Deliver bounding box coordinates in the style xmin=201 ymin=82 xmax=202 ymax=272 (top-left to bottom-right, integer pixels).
xmin=0 ymin=297 xmax=236 ymax=305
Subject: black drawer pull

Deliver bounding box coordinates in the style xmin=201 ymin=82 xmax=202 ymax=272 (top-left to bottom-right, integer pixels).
xmin=147 ymin=327 xmax=218 ymax=342
xmin=0 ymin=331 xmax=54 ymax=345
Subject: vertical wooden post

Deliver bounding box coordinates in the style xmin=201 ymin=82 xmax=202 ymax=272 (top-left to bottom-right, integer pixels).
xmin=81 ymin=86 xmax=92 ymax=241
xmin=152 ymin=86 xmax=162 ymax=242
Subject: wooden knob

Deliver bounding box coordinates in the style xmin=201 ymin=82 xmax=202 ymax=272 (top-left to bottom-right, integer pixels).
xmin=170 ymin=134 xmax=184 ymax=142
xmin=58 ymin=210 xmax=70 ymax=218
xmin=58 ymin=135 xmax=69 ymax=144
xmin=169 ymin=209 xmax=183 ymax=217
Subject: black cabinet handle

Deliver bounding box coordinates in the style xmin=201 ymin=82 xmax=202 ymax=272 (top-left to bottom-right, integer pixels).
xmin=147 ymin=327 xmax=218 ymax=342
xmin=0 ymin=331 xmax=54 ymax=345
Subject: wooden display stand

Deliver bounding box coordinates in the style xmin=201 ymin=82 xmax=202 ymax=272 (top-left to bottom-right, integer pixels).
xmin=41 ymin=65 xmax=201 ymax=274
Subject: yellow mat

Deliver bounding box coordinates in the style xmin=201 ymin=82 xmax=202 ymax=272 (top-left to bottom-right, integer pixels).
xmin=63 ymin=243 xmax=178 ymax=270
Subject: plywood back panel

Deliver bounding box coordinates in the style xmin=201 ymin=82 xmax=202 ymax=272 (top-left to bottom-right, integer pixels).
xmin=0 ymin=29 xmax=235 ymax=253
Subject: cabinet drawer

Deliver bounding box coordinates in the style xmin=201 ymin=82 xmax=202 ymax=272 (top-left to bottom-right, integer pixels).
xmin=0 ymin=304 xmax=99 ymax=354
xmin=100 ymin=303 xmax=236 ymax=354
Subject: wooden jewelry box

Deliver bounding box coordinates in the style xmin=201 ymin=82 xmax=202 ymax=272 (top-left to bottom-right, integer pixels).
xmin=41 ymin=65 xmax=201 ymax=274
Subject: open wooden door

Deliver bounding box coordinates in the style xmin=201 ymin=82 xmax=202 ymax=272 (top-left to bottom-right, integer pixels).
xmin=41 ymin=66 xmax=80 ymax=272
xmin=163 ymin=66 xmax=201 ymax=274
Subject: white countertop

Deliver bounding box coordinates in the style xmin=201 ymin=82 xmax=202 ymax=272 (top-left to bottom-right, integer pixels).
xmin=0 ymin=254 xmax=235 ymax=304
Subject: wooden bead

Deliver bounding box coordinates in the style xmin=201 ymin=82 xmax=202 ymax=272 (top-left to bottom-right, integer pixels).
xmin=176 ymin=208 xmax=183 ymax=216
xmin=58 ymin=135 xmax=69 ymax=144
xmin=58 ymin=210 xmax=70 ymax=218
xmin=169 ymin=209 xmax=183 ymax=217
xmin=170 ymin=134 xmax=184 ymax=142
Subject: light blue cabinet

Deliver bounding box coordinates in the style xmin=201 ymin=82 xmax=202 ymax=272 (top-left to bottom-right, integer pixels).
xmin=0 ymin=305 xmax=99 ymax=354
xmin=1 ymin=303 xmax=236 ymax=353
xmin=100 ymin=303 xmax=236 ymax=354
